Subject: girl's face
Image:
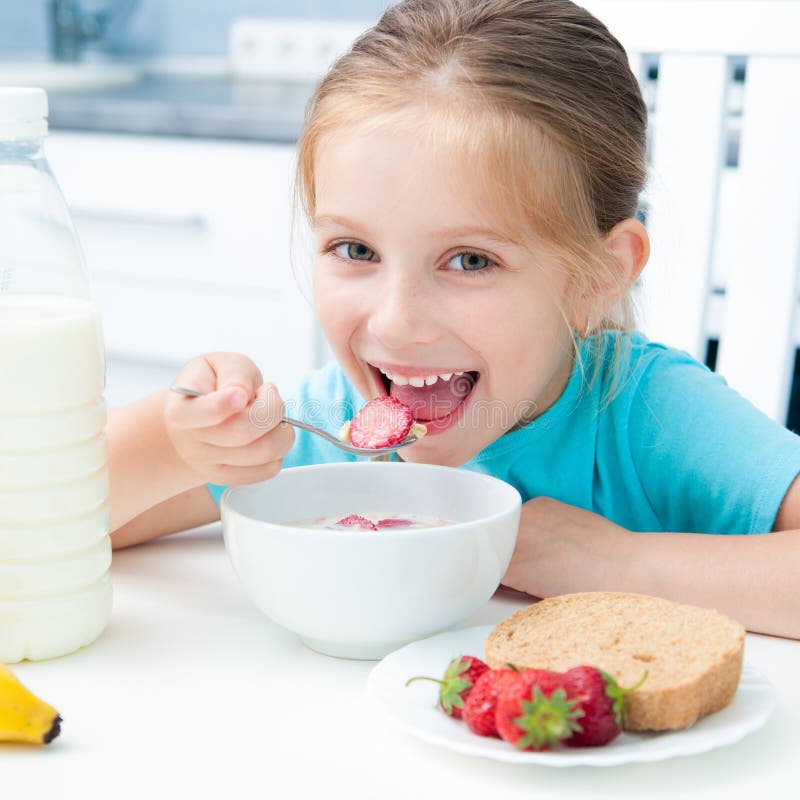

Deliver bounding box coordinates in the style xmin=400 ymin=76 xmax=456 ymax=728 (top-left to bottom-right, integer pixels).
xmin=311 ymin=125 xmax=577 ymax=467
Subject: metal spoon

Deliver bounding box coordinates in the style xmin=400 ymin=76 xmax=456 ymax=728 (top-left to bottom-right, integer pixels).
xmin=169 ymin=384 xmax=421 ymax=457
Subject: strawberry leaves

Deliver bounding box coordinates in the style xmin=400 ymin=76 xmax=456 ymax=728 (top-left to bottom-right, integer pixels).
xmin=512 ymin=686 xmax=585 ymax=750
xmin=438 ymin=657 xmax=474 ymax=714
xmin=405 ymin=655 xmax=488 ymax=718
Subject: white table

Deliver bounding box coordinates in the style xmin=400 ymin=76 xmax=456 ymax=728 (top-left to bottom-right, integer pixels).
xmin=3 ymin=523 xmax=797 ymax=800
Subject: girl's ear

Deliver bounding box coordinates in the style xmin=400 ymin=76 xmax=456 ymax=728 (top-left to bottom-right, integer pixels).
xmin=567 ymin=217 xmax=650 ymax=334
xmin=605 ymin=217 xmax=650 ymax=287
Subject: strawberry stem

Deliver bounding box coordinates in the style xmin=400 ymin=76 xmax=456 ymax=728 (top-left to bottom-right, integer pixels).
xmin=405 ymin=676 xmax=444 ymax=687
xmin=600 ymin=669 xmax=649 ymax=728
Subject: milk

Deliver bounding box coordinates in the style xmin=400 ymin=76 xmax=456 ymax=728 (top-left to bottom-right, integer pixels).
xmin=0 ymin=294 xmax=112 ymax=662
xmin=283 ymin=512 xmax=454 ymax=530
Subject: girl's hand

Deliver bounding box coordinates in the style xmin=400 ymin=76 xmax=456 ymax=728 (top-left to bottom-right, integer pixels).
xmin=163 ymin=352 xmax=294 ymax=487
xmin=501 ymin=496 xmax=635 ymax=598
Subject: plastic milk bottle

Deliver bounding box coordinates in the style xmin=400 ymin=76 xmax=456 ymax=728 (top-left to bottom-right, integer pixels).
xmin=0 ymin=88 xmax=112 ymax=662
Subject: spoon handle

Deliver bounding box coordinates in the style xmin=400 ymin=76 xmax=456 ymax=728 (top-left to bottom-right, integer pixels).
xmin=171 ymin=387 xmax=335 ymax=441
xmin=169 ymin=385 xmax=203 ymax=397
xmin=281 ymin=416 xmax=340 ymax=445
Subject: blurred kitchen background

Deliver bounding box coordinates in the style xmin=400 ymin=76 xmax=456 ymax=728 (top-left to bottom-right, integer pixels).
xmin=0 ymin=0 xmax=390 ymax=410
xmin=1 ymin=1 xmax=799 ymax=431
xmin=0 ymin=1 xmax=385 ymax=56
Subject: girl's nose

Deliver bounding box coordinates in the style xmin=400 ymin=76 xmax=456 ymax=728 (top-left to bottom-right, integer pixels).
xmin=366 ymin=271 xmax=440 ymax=349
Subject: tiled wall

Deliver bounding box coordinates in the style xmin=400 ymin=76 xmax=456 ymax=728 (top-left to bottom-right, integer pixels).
xmin=0 ymin=0 xmax=390 ymax=56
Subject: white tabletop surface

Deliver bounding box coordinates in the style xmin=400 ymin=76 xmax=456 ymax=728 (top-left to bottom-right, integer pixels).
xmin=3 ymin=522 xmax=798 ymax=800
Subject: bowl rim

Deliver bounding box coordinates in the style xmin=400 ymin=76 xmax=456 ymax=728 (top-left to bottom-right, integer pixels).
xmin=220 ymin=461 xmax=521 ymax=539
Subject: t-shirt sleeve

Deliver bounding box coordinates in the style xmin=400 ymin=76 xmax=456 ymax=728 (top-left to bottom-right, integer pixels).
xmin=205 ymin=360 xmax=365 ymax=507
xmin=628 ymin=348 xmax=800 ymax=534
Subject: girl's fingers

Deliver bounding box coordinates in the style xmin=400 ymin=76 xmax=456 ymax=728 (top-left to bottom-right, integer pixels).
xmin=194 ymin=384 xmax=286 ymax=446
xmin=167 ymin=386 xmax=248 ymax=430
xmin=205 ymin=459 xmax=284 ymax=487
xmin=198 ymin=422 xmax=295 ymax=467
xmin=208 ymin=351 xmax=264 ymax=398
xmin=247 ymin=382 xmax=285 ymax=432
xmin=167 ymin=353 xmax=264 ymax=430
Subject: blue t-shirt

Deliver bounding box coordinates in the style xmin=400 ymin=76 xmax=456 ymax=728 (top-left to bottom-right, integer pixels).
xmin=207 ymin=330 xmax=800 ymax=534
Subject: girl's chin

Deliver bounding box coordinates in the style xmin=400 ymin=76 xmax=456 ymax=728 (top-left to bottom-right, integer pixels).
xmin=398 ymin=434 xmax=484 ymax=468
xmin=400 ymin=450 xmax=465 ymax=468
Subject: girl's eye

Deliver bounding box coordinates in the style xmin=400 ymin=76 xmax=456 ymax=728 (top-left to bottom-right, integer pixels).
xmin=447 ymin=252 xmax=493 ymax=272
xmin=333 ymin=242 xmax=377 ymax=261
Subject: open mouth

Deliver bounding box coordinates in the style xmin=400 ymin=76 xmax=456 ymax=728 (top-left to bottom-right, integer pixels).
xmin=367 ymin=362 xmax=480 ymax=433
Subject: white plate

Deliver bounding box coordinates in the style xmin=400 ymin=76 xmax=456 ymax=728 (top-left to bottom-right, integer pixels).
xmin=366 ymin=625 xmax=776 ymax=767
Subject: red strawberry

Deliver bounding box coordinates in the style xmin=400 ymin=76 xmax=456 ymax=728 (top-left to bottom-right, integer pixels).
xmin=376 ymin=518 xmax=416 ymax=528
xmin=495 ymin=669 xmax=584 ymax=751
xmin=350 ymin=397 xmax=413 ymax=449
xmin=405 ymin=655 xmax=489 ymax=718
xmin=462 ymin=668 xmax=523 ymax=737
xmin=333 ymin=514 xmax=377 ymax=531
xmin=562 ymin=666 xmax=649 ymax=747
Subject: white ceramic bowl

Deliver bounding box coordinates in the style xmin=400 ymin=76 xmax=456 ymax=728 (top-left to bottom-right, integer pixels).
xmin=221 ymin=462 xmax=521 ymax=660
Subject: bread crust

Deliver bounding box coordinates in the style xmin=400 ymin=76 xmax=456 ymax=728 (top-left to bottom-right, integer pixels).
xmin=485 ymin=592 xmax=745 ymax=731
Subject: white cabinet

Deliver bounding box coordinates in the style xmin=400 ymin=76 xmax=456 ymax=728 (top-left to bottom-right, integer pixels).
xmin=46 ymin=132 xmax=322 ymax=396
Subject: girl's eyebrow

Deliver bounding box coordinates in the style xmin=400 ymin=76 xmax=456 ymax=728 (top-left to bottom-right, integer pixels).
xmin=431 ymin=226 xmax=522 ymax=247
xmin=311 ymin=213 xmax=363 ymax=231
xmin=312 ymin=214 xmax=520 ymax=247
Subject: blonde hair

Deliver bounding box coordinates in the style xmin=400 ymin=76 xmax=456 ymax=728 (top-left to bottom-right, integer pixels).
xmin=296 ymin=0 xmax=648 ymax=409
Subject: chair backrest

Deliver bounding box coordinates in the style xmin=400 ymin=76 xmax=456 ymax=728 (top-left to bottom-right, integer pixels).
xmin=582 ymin=0 xmax=800 ymax=423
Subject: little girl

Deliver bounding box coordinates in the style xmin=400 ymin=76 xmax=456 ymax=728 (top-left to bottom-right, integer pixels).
xmin=107 ymin=0 xmax=800 ymax=639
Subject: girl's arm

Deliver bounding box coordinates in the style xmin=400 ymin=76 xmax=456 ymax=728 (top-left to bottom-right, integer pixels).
xmin=502 ymin=489 xmax=800 ymax=640
xmin=628 ymin=471 xmax=800 ymax=639
xmin=106 ymin=388 xmax=203 ymax=537
xmin=627 ymin=523 xmax=800 ymax=640
xmin=111 ymin=484 xmax=220 ymax=550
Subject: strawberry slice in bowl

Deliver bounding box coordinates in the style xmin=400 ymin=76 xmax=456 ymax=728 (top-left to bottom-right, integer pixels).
xmin=376 ymin=517 xmax=417 ymax=529
xmin=332 ymin=514 xmax=378 ymax=531
xmin=340 ymin=396 xmax=427 ymax=450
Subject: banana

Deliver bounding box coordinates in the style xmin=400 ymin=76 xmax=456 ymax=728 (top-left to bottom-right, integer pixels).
xmin=0 ymin=663 xmax=61 ymax=745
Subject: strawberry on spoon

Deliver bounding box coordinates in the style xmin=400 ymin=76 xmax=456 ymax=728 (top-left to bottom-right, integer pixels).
xmin=340 ymin=396 xmax=427 ymax=450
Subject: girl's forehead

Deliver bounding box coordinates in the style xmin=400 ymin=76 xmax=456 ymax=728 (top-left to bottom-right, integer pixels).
xmin=316 ymin=121 xmax=450 ymax=175
xmin=312 ymin=121 xmax=527 ymax=242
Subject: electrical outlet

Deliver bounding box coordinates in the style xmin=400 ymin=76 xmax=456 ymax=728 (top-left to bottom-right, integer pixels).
xmin=228 ymin=18 xmax=370 ymax=82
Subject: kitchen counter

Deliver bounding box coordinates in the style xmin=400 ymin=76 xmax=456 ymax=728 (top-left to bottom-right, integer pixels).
xmin=48 ymin=72 xmax=315 ymax=141
xmin=3 ymin=522 xmax=797 ymax=799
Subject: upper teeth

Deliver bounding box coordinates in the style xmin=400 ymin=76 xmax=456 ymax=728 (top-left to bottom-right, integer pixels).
xmin=377 ymin=367 xmax=464 ymax=387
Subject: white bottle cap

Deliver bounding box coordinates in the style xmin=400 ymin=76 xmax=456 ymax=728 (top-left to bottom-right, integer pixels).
xmin=0 ymin=87 xmax=49 ymax=141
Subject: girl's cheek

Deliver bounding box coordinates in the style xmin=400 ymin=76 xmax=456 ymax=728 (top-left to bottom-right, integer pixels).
xmin=314 ymin=273 xmax=360 ymax=341
xmin=314 ymin=296 xmax=339 ymax=342
xmin=312 ymin=266 xmax=338 ymax=324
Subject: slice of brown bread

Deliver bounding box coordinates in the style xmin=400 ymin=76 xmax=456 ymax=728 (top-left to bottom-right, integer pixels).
xmin=485 ymin=592 xmax=745 ymax=731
